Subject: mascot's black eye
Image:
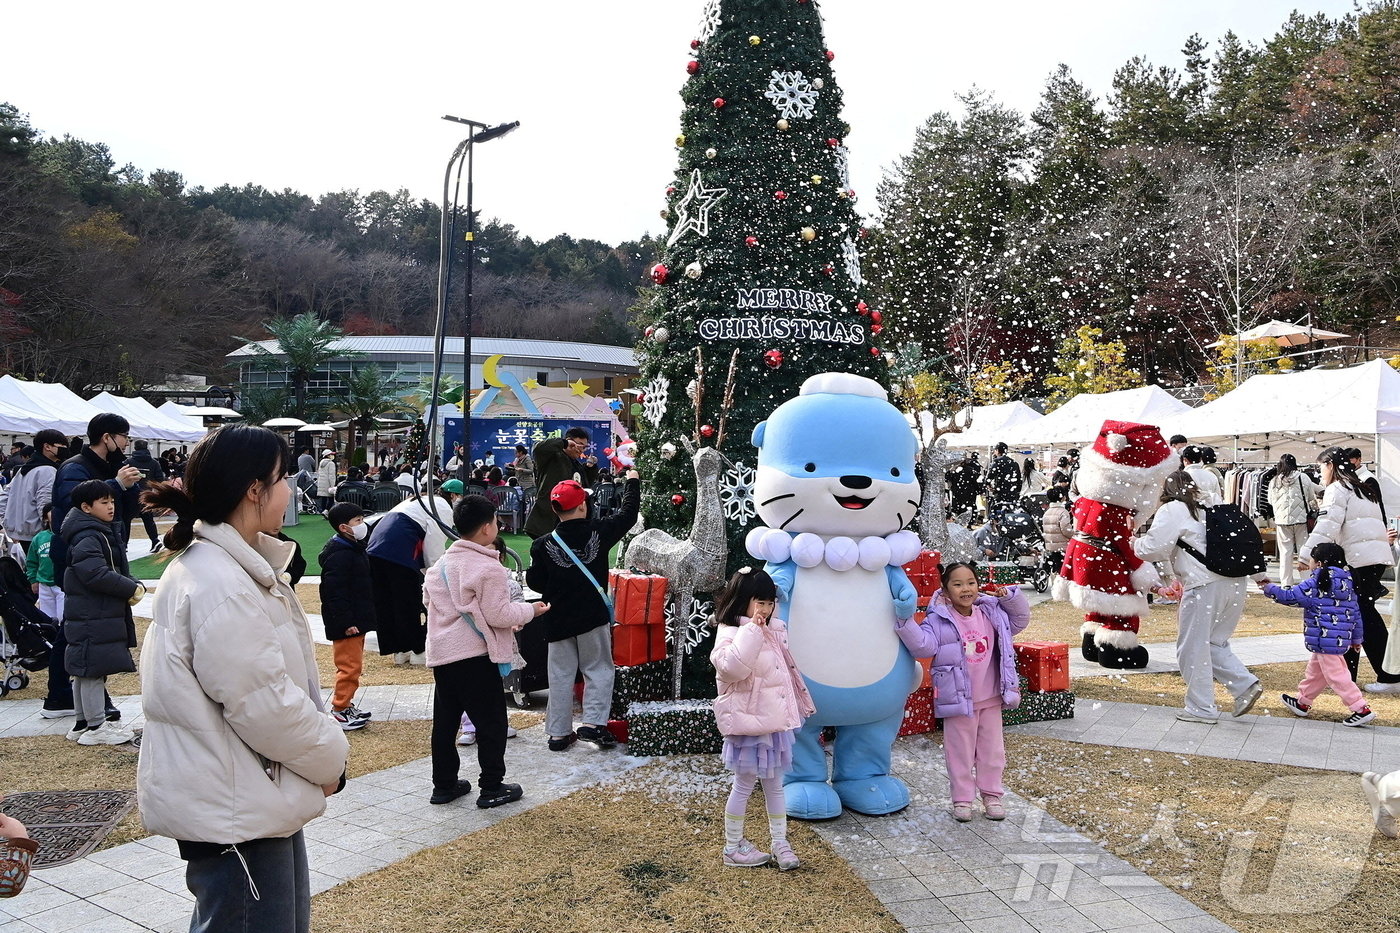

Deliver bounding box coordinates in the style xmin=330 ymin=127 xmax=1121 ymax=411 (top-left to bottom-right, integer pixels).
xmin=891 ymin=467 xmax=901 ymax=477
xmin=804 ymin=462 xmax=816 ymax=473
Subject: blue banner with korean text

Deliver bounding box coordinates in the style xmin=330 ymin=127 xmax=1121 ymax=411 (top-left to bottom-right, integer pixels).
xmin=443 ymin=417 xmax=613 ymax=470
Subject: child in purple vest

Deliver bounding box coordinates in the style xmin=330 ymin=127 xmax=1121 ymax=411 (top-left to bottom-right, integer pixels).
xmin=894 ymin=562 xmax=1030 ymax=822
xmin=1261 ymin=542 xmax=1375 ymax=726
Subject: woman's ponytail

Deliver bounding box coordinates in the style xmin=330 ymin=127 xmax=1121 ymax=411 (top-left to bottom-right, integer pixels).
xmin=141 ymin=481 xmax=197 ymax=552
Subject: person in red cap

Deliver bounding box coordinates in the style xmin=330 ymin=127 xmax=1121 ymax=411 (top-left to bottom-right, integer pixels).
xmin=1053 ymin=420 xmax=1176 ymax=669
xmin=526 ymin=468 xmax=640 ymax=751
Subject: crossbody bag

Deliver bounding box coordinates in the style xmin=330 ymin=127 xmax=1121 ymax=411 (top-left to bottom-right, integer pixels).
xmin=550 ymin=529 xmax=614 ymax=621
xmin=437 ymin=564 xmax=520 ymax=677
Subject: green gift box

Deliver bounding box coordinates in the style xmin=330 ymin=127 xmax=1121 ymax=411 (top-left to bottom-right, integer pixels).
xmin=611 ymin=659 xmax=672 ymax=721
xmin=1003 ymin=684 xmax=1075 ymax=726
xmin=625 ymin=699 xmax=724 ymax=757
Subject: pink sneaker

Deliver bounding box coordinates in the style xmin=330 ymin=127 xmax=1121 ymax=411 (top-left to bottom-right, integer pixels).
xmin=771 ymin=840 xmax=800 ymax=871
xmin=722 ymin=839 xmax=771 ymax=867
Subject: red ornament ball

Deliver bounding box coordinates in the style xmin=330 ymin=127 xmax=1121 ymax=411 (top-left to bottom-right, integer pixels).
xmin=822 ymin=264 xmax=834 ymax=276
xmin=871 ymin=324 xmax=884 ymax=335
xmin=671 ymin=493 xmax=686 ymax=506
xmin=644 ymin=325 xmax=655 ymax=337
xmin=665 ymin=186 xmax=675 ymax=195
xmin=690 ymin=39 xmax=701 ymax=49
xmin=856 ymin=300 xmax=869 ymax=315
xmin=871 ymin=310 xmax=883 ymax=324
xmin=713 ymin=97 xmax=726 ymax=109
xmin=764 ymin=349 xmax=784 ymax=368
xmin=699 ymin=424 xmax=716 ymax=438
xmin=687 ymin=61 xmax=700 ymax=75
xmin=650 ymin=263 xmax=669 ymax=285
xmin=825 ymin=50 xmax=835 ymax=61
xmin=869 ymin=346 xmax=881 ymax=357
xmin=745 ymin=235 xmax=759 ymax=247
xmin=774 ymin=190 xmax=788 ymax=200
xmin=827 ymin=138 xmax=841 ymax=148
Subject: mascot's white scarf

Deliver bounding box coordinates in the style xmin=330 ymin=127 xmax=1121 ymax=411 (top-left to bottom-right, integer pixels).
xmin=745 ymin=527 xmax=923 ymax=572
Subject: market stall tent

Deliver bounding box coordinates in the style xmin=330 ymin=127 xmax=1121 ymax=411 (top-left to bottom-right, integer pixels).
xmin=0 ymin=375 xmax=104 ymax=436
xmin=89 ymin=392 xmax=207 ymax=443
xmin=933 ymin=401 xmax=1045 ymax=449
xmin=1158 ymin=359 xmax=1400 ymax=507
xmin=1001 ymin=385 xmax=1192 ymax=447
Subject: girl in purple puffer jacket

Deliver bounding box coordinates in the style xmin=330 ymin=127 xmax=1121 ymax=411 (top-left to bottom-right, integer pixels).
xmin=1261 ymin=542 xmax=1376 ymax=726
xmin=894 ymin=563 xmax=1030 ymax=823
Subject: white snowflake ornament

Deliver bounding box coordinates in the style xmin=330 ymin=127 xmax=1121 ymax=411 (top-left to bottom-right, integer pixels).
xmin=833 ymin=145 xmax=851 ymax=188
xmin=640 ymin=375 xmax=670 ymax=426
xmin=666 ymin=597 xmax=714 ymax=653
xmin=696 ymin=0 xmax=721 ymax=43
xmin=764 ymin=70 xmax=819 ymax=121
xmin=718 ymin=460 xmax=757 ymax=524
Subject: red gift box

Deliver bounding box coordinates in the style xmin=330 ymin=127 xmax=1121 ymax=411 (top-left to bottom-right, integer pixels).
xmin=902 ymin=550 xmax=942 ymax=598
xmin=1014 ymin=641 xmax=1070 ymax=693
xmin=607 ymin=718 xmax=629 ymax=744
xmin=613 ymin=623 xmax=666 ymax=666
xmin=610 ymin=571 xmax=668 ymax=626
xmin=899 ymin=685 xmax=936 ymax=736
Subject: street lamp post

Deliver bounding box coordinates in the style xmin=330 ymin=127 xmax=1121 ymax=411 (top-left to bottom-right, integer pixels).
xmin=435 ymin=115 xmax=518 ymax=483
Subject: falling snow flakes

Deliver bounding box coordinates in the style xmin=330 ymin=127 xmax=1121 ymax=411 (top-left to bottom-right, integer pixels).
xmin=764 ymin=70 xmax=819 ymax=121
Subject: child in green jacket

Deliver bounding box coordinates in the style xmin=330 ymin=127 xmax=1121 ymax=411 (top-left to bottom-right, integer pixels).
xmin=25 ymin=504 xmax=62 ymax=622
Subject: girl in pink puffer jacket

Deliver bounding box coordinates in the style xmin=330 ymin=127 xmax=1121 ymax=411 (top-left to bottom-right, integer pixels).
xmin=711 ymin=567 xmax=816 ymax=871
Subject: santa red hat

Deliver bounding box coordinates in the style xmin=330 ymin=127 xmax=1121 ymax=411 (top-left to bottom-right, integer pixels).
xmin=1088 ymin=420 xmax=1172 ymax=475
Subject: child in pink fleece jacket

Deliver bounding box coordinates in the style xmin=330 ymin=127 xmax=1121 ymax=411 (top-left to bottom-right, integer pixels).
xmin=422 ymin=496 xmax=547 ymax=809
xmin=711 ymin=567 xmax=816 ymax=871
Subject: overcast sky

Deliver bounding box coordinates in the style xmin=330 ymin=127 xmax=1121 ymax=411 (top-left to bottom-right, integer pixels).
xmin=5 ymin=1 xmax=1358 ymax=246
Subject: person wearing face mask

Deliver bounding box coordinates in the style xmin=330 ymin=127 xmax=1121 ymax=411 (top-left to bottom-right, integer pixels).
xmin=0 ymin=428 xmax=68 ymax=552
xmin=524 ymin=427 xmax=599 ymax=538
xmin=319 ymin=503 xmax=376 ymax=730
xmin=41 ymin=414 xmax=142 ymax=723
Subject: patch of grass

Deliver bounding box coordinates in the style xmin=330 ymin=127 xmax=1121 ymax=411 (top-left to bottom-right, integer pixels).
xmin=1074 ymin=659 xmax=1400 ymax=724
xmin=1020 ymin=596 xmax=1296 ymax=646
xmin=310 ymin=759 xmax=901 ymax=933
xmin=1005 ymin=734 xmax=1400 ymax=933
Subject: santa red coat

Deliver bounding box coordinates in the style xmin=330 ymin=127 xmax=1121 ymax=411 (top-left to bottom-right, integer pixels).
xmin=1058 ymin=497 xmax=1156 ymax=618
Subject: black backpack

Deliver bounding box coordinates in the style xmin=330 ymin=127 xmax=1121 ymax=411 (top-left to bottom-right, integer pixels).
xmin=1177 ymin=504 xmax=1266 ymax=578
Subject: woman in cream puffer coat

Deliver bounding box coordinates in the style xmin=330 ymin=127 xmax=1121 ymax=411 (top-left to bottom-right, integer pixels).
xmin=1267 ymin=454 xmax=1322 ymax=586
xmin=139 ymin=425 xmax=349 ymax=933
xmin=1300 ymin=447 xmax=1398 ymax=692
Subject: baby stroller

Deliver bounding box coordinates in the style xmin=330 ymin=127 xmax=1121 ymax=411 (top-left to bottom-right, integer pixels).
xmin=997 ymin=505 xmax=1051 ymax=593
xmin=293 ymin=470 xmax=320 ymax=515
xmin=0 ymin=548 xmax=55 ymax=697
xmin=499 ymin=543 xmax=548 ymax=708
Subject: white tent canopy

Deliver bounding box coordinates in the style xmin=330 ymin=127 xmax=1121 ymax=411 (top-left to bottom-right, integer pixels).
xmin=933 ymin=401 xmax=1044 ymax=449
xmin=0 ymin=398 xmax=48 ymax=435
xmin=163 ymin=402 xmax=241 ymax=420
xmin=1001 ymin=385 xmax=1192 ymax=447
xmin=89 ymin=392 xmax=206 ymax=443
xmin=0 ymin=374 xmax=105 ymax=436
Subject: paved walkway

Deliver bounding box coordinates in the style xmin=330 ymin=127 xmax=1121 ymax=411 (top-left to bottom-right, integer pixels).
xmin=0 ymin=726 xmax=650 ymax=933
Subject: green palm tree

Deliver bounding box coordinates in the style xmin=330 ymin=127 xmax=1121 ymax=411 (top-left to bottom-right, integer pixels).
xmin=239 ymin=312 xmax=363 ymax=420
xmin=337 ymin=364 xmax=413 ymax=460
xmin=239 ymin=386 xmax=291 ymax=426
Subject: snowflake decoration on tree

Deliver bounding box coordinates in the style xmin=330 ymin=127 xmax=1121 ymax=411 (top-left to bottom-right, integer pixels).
xmin=718 ymin=460 xmax=756 ymax=524
xmin=842 ymin=237 xmax=863 ymax=289
xmin=696 ymin=0 xmax=721 ymax=43
xmin=667 ymin=169 xmax=728 ymax=247
xmin=764 ymin=70 xmax=819 ymax=121
xmin=640 ymin=375 xmax=670 ymax=426
xmin=833 ymin=145 xmax=851 ymax=188
xmin=666 ymin=597 xmax=715 ymax=654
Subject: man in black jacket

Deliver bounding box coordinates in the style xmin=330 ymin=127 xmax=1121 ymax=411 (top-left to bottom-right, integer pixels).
xmin=123 ymin=440 xmax=165 ymax=552
xmin=526 ymin=469 xmax=639 ymax=752
xmin=985 ymin=442 xmax=1023 ymax=509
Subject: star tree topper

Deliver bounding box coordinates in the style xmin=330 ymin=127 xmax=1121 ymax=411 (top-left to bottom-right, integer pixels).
xmin=667 ymin=168 xmax=729 ymax=247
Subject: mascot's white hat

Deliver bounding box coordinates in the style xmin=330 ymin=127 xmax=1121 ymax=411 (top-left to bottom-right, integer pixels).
xmin=1083 ymin=420 xmax=1172 ymax=479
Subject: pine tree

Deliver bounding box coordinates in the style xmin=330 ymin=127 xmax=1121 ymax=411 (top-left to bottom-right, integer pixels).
xmin=634 ymin=0 xmax=880 ymax=560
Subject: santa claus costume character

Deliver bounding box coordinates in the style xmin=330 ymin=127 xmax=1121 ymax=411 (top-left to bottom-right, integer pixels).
xmin=1054 ymin=421 xmax=1176 ymax=669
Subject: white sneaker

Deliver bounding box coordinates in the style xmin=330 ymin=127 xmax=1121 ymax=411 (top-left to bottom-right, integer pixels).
xmin=456 ymin=730 xmax=477 ymax=746
xmin=409 ymin=651 xmax=427 ymax=666
xmin=393 ymin=652 xmax=411 ymax=665
xmin=64 ymin=725 xmax=85 ymax=742
xmin=77 ymin=722 xmax=136 ymax=746
xmin=506 ymin=726 xmax=518 ymax=739
xmin=1176 ymin=711 xmax=1218 ymax=724
xmin=1362 ymin=772 xmax=1399 ymax=838
xmin=1364 ymin=683 xmax=1400 ymax=694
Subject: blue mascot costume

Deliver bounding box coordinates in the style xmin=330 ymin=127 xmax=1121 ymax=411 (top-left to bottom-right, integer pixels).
xmin=746 ymin=372 xmax=924 ymax=819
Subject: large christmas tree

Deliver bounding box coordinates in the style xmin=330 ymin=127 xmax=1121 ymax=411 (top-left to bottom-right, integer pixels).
xmin=635 ymin=0 xmax=884 ymax=566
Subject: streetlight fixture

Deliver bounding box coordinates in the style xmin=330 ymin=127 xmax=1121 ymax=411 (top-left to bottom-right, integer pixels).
xmin=429 ymin=115 xmax=519 ymax=484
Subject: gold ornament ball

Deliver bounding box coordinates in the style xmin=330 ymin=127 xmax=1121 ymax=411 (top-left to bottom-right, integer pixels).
xmin=801 ymin=227 xmax=817 ymax=241
xmin=776 ymin=118 xmax=790 ymax=131
xmin=660 ymin=208 xmax=670 ymax=220
xmin=836 ymin=189 xmax=849 ymax=199
xmin=675 ymin=134 xmax=686 ymax=147
xmin=811 ymin=174 xmax=823 ymax=185
xmin=705 ymin=147 xmax=717 ymax=159
xmin=749 ymin=35 xmax=762 ymax=46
